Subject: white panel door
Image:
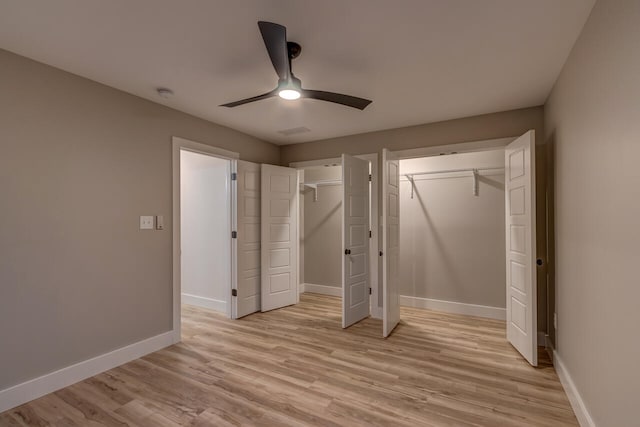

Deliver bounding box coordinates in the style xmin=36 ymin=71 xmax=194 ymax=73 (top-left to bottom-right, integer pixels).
xmin=505 ymin=130 xmax=538 ymax=366
xmin=342 ymin=154 xmax=370 ymax=328
xmin=261 ymin=164 xmax=298 ymax=312
xmin=382 ymin=149 xmax=401 ymax=337
xmin=233 ymin=160 xmax=261 ymax=319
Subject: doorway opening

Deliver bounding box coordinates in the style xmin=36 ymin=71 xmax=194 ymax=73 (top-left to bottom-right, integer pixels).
xmin=299 ymin=164 xmax=343 ymax=299
xmin=398 ymin=150 xmax=507 ymax=317
xmin=172 ymin=137 xmax=239 ymax=342
xmin=180 ymin=150 xmax=232 ymax=315
xmin=292 ymin=153 xmax=379 ymax=328
xmin=387 ymin=131 xmax=540 ymax=364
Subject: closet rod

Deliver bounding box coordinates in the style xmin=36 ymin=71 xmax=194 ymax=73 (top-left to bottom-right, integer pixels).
xmin=402 ymin=166 xmax=503 ymax=178
xmin=302 ymin=178 xmax=342 ymax=186
xmin=402 ymin=167 xmax=504 ymax=199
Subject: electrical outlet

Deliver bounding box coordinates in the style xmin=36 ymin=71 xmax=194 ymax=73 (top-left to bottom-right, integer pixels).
xmin=140 ymin=216 xmax=154 ymax=230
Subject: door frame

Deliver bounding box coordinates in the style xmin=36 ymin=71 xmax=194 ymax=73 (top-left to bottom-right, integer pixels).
xmin=171 ymin=137 xmax=239 ymax=343
xmin=290 ymin=153 xmax=380 ymax=319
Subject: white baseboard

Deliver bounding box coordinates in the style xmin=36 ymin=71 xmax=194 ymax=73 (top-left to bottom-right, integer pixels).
xmin=302 ymin=283 xmax=342 ymax=297
xmin=182 ymin=293 xmax=227 ymax=313
xmin=399 ymin=295 xmax=506 ymax=320
xmin=553 ymin=350 xmax=596 ymax=427
xmin=0 ymin=330 xmax=175 ymax=413
xmin=302 ymin=286 xmax=505 ymax=320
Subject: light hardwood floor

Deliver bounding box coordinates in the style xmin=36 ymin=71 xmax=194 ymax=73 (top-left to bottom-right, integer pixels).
xmin=1 ymin=294 xmax=577 ymax=426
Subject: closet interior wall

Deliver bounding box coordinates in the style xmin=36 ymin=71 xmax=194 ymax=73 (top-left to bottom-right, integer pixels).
xmin=399 ymin=150 xmax=506 ymax=310
xmin=300 ymin=166 xmax=343 ymax=291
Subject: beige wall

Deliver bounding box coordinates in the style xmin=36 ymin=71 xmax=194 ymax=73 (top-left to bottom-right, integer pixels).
xmin=544 ymin=0 xmax=639 ymax=425
xmin=399 ymin=151 xmax=506 ymax=308
xmin=280 ymin=107 xmax=545 ymax=165
xmin=0 ymin=49 xmax=278 ymax=390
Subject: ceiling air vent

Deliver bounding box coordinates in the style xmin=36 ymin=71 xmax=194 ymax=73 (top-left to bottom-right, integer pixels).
xmin=278 ymin=126 xmax=310 ymax=136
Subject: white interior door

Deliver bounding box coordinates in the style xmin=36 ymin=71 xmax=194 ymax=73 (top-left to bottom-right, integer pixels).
xmin=342 ymin=154 xmax=370 ymax=328
xmin=233 ymin=160 xmax=261 ymax=318
xmin=261 ymin=164 xmax=298 ymax=312
xmin=505 ymin=130 xmax=538 ymax=366
xmin=382 ymin=149 xmax=401 ymax=337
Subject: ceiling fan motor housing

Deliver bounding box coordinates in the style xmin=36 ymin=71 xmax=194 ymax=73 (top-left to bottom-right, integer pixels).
xmin=287 ymin=41 xmax=302 ymax=59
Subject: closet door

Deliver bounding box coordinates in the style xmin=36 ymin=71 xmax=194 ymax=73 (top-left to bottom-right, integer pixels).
xmin=261 ymin=164 xmax=298 ymax=312
xmin=505 ymin=130 xmax=537 ymax=366
xmin=342 ymin=154 xmax=370 ymax=328
xmin=233 ymin=160 xmax=261 ymax=318
xmin=382 ymin=149 xmax=401 ymax=337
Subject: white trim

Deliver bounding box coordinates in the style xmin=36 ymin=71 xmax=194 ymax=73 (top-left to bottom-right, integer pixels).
xmin=302 ymin=283 xmax=342 ymax=297
xmin=393 ymin=137 xmax=514 ymax=160
xmin=172 ymin=136 xmax=239 ymax=159
xmin=399 ymin=295 xmax=506 ymax=320
xmin=0 ymin=331 xmax=174 ymax=413
xmin=172 ymin=137 xmax=239 ymax=342
xmin=181 ymin=293 xmax=227 ymax=313
xmin=553 ymin=350 xmax=597 ymax=427
xmin=230 ymin=159 xmax=238 ymax=318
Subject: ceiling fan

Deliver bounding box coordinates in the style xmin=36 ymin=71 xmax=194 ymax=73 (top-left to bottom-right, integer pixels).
xmin=220 ymin=21 xmax=372 ymax=110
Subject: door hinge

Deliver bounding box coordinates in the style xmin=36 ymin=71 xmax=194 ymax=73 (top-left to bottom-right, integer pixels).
xmin=231 ymin=289 xmax=237 ymax=297
xmin=368 ymin=174 xmax=372 ymax=182
xmin=345 ymin=249 xmax=351 ymax=255
xmin=231 ymin=231 xmax=237 ymax=238
xmin=379 ymin=251 xmax=383 ymax=256
xmin=369 ymin=287 xmax=372 ymax=295
xmin=231 ymin=172 xmax=237 ymax=181
xmin=369 ymin=230 xmax=372 ymax=238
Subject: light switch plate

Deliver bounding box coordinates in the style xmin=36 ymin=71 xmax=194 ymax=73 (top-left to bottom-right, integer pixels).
xmin=140 ymin=215 xmax=154 ymax=230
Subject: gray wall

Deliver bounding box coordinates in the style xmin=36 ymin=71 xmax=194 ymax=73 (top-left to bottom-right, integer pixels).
xmin=0 ymin=49 xmax=278 ymax=390
xmin=399 ymin=151 xmax=505 ymax=308
xmin=544 ymin=0 xmax=639 ymax=425
xmin=302 ymin=167 xmax=343 ymax=288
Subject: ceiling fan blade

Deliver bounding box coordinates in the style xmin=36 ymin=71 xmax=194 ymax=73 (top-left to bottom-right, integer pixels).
xmin=220 ymin=89 xmax=277 ymax=108
xmin=258 ymin=21 xmax=290 ymax=81
xmin=302 ymin=90 xmax=372 ymax=110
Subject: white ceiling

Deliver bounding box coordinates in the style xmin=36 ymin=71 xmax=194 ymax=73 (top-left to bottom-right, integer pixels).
xmin=0 ymin=0 xmax=594 ymax=145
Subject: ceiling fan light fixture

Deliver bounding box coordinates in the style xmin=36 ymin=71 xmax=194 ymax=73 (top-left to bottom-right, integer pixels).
xmin=278 ymin=88 xmax=301 ymax=100
xmin=219 ymin=21 xmax=372 ymax=110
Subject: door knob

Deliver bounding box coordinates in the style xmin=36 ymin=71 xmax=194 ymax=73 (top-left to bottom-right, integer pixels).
xmin=345 ymin=249 xmax=351 ymax=255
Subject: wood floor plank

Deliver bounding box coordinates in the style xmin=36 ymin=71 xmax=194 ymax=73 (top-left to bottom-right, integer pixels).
xmin=1 ymin=294 xmax=578 ymax=426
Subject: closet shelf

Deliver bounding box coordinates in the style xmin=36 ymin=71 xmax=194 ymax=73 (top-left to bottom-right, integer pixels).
xmin=402 ymin=167 xmax=504 ymax=198
xmin=301 ymin=178 xmax=342 ymax=202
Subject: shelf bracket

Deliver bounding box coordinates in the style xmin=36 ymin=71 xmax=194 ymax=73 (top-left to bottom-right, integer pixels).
xmin=472 ymin=169 xmax=479 ymax=196
xmin=304 ymin=183 xmax=318 ymax=202
xmin=408 ymin=175 xmax=415 ymax=199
